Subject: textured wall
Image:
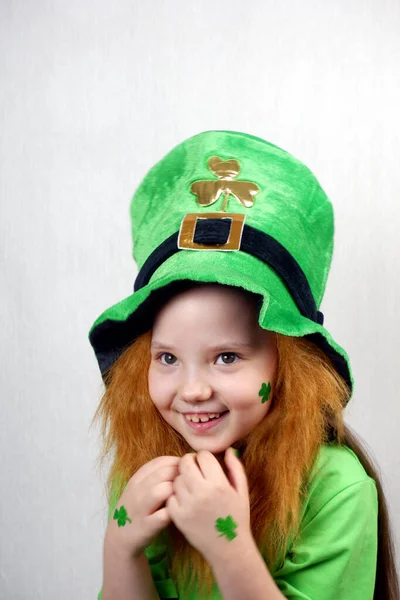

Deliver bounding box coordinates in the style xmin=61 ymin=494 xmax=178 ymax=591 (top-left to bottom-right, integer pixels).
xmin=0 ymin=0 xmax=399 ymax=597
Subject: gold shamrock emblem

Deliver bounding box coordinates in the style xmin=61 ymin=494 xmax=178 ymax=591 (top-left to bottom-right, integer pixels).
xmin=190 ymin=156 xmax=260 ymax=212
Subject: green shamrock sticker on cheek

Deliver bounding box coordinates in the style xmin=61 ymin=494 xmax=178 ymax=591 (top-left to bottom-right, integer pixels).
xmin=215 ymin=515 xmax=238 ymax=541
xmin=259 ymin=382 xmax=271 ymax=403
xmin=113 ymin=505 xmax=132 ymax=527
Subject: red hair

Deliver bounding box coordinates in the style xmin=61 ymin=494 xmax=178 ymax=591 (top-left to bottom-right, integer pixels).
xmin=92 ymin=329 xmax=398 ymax=598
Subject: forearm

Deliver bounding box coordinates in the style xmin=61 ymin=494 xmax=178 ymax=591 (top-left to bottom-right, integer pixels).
xmin=209 ymin=536 xmax=286 ymax=600
xmin=102 ymin=535 xmax=159 ymax=600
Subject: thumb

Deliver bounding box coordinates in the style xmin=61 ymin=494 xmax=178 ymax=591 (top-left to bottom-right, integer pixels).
xmin=224 ymin=447 xmax=248 ymax=498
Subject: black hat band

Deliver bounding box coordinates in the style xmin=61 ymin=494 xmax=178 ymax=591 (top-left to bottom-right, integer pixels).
xmin=134 ymin=217 xmax=324 ymax=326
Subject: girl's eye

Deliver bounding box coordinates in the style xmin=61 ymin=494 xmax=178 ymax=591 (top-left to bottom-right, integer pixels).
xmin=216 ymin=353 xmax=238 ymax=365
xmin=159 ymin=353 xmax=177 ymax=365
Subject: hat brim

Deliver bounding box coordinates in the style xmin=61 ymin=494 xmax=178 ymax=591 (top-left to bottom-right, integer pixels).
xmin=88 ymin=249 xmax=353 ymax=396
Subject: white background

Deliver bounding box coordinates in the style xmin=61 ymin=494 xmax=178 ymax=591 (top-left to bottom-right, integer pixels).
xmin=1 ymin=1 xmax=399 ymax=597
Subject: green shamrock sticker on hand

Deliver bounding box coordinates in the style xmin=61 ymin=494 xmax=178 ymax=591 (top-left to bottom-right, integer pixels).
xmin=259 ymin=381 xmax=271 ymax=403
xmin=113 ymin=505 xmax=132 ymax=527
xmin=215 ymin=515 xmax=238 ymax=541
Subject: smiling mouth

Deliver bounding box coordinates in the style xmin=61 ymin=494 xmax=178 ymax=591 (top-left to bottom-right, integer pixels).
xmin=182 ymin=411 xmax=229 ymax=431
xmin=184 ymin=411 xmax=229 ymax=423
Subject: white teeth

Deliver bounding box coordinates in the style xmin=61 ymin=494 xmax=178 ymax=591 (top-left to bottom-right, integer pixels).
xmin=185 ymin=412 xmax=221 ymax=423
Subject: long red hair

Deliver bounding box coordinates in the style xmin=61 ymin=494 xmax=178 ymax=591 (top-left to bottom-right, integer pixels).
xmin=92 ymin=319 xmax=399 ymax=599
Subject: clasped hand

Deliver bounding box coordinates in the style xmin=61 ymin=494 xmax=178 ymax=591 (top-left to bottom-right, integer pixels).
xmin=166 ymin=448 xmax=251 ymax=563
xmin=105 ymin=448 xmax=251 ymax=564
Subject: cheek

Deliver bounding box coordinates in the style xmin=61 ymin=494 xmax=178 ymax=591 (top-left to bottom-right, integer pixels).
xmin=222 ymin=377 xmax=264 ymax=410
xmin=148 ymin=369 xmax=173 ymax=409
xmin=147 ymin=369 xmax=162 ymax=406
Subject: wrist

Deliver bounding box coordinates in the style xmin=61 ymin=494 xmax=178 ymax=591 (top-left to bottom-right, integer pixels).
xmin=206 ymin=531 xmax=257 ymax=570
xmin=104 ymin=529 xmax=145 ymax=561
xmin=207 ymin=535 xmax=285 ymax=600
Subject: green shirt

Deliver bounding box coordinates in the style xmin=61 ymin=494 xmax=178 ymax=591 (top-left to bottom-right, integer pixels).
xmin=97 ymin=443 xmax=378 ymax=599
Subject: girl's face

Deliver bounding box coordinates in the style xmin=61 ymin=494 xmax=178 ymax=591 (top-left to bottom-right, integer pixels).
xmin=148 ymin=285 xmax=277 ymax=454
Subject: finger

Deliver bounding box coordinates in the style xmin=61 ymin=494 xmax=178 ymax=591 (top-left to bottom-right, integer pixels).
xmin=224 ymin=447 xmax=249 ymax=497
xmin=178 ymin=453 xmax=205 ymax=493
xmin=172 ymin=474 xmax=191 ymax=505
xmin=195 ymin=450 xmax=226 ymax=482
xmin=145 ymin=464 xmax=180 ymax=487
xmin=134 ymin=457 xmax=180 ymax=486
xmin=166 ymin=493 xmax=180 ymax=523
xmin=135 ymin=456 xmax=181 ymax=482
xmin=147 ymin=506 xmax=172 ymax=531
xmin=135 ymin=465 xmax=179 ymax=502
xmin=146 ymin=481 xmax=174 ymax=515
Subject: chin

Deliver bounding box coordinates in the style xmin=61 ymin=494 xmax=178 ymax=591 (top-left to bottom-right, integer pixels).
xmin=189 ymin=439 xmax=231 ymax=455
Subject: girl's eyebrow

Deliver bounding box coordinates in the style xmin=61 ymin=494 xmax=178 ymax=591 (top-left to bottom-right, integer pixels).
xmin=208 ymin=342 xmax=254 ymax=352
xmin=150 ymin=341 xmax=175 ymax=350
xmin=150 ymin=341 xmax=254 ymax=351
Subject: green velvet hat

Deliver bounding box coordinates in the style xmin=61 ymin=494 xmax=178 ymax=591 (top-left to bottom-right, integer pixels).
xmin=88 ymin=130 xmax=353 ymax=399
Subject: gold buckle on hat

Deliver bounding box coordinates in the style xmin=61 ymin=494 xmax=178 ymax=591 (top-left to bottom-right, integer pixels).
xmin=177 ymin=212 xmax=245 ymax=251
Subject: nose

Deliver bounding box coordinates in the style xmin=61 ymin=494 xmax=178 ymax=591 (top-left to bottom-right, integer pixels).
xmin=179 ymin=379 xmax=213 ymax=403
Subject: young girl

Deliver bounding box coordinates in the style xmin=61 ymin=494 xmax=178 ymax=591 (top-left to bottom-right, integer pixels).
xmin=89 ymin=130 xmax=399 ymax=599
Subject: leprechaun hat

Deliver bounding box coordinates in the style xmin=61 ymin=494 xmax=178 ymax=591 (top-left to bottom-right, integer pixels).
xmin=88 ymin=130 xmax=353 ymax=399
